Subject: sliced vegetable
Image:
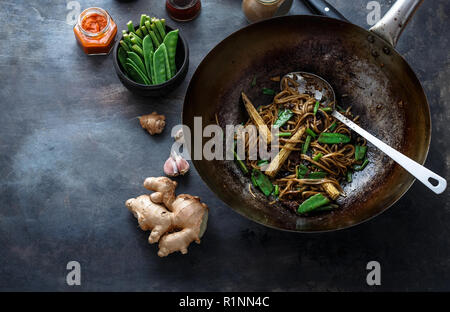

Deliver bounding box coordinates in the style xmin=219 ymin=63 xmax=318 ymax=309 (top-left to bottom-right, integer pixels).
xmin=313 ymin=101 xmax=320 ymax=115
xmin=273 ymin=109 xmax=293 ymax=128
xmin=328 ymin=122 xmax=337 ymax=132
xmin=257 ymin=159 xmax=269 ymax=166
xmin=318 ymin=133 xmax=351 ymax=144
xmin=355 ymin=145 xmax=367 ymax=161
xmin=322 ymin=107 xmax=333 ymax=112
xmin=336 ymin=104 xmax=346 ymax=112
xmin=302 ymin=135 xmax=312 ymax=154
xmin=354 ymin=158 xmax=369 ymax=171
xmin=273 ymin=185 xmax=280 ymax=197
xmin=252 ymin=169 xmax=274 ymax=196
xmin=163 ymin=29 xmax=179 ymax=78
xmin=306 ymin=128 xmax=317 ymax=138
xmin=276 ymin=132 xmax=291 ymax=137
xmin=251 ymin=175 xmax=258 ymax=187
xmin=262 ymin=88 xmax=275 ymax=95
xmin=297 ymin=164 xmax=308 ymax=178
xmin=346 ymin=170 xmax=353 ymax=182
xmin=312 ymin=153 xmax=323 ymax=161
xmin=298 ymin=193 xmax=330 ymax=214
xmin=234 ymin=151 xmax=249 ymax=175
xmin=297 ymin=164 xmax=327 ymax=179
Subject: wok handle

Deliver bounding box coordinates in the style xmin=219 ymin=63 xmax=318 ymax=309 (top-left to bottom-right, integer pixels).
xmin=332 ymin=111 xmax=447 ymax=195
xmin=370 ymin=0 xmax=424 ymax=47
xmin=300 ymin=0 xmax=348 ymax=21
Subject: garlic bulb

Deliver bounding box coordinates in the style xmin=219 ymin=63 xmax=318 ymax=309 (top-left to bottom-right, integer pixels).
xmin=163 ymin=152 xmax=190 ymax=177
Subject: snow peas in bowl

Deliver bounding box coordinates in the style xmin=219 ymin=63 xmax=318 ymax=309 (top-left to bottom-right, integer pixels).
xmin=113 ymin=16 xmax=189 ymax=97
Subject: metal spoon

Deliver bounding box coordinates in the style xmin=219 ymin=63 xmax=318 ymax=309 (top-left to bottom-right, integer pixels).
xmin=282 ymin=71 xmax=447 ymax=194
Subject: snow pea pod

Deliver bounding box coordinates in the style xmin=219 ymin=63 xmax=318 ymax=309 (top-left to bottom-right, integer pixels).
xmin=318 ymin=132 xmax=351 ymax=144
xmin=155 ymin=19 xmax=166 ymax=39
xmin=153 ymin=44 xmax=167 ymax=84
xmin=298 ymin=193 xmax=330 ymax=214
xmin=142 ymin=35 xmax=154 ymax=84
xmin=127 ymin=51 xmax=147 ymax=76
xmin=355 ymin=145 xmax=367 ymax=161
xmin=159 ymin=43 xmax=171 ymax=80
xmin=149 ymin=30 xmax=161 ymax=48
xmin=117 ymin=47 xmax=128 ymax=74
xmin=251 ymin=169 xmax=274 ymax=196
xmin=125 ymin=62 xmax=150 ymax=85
xmin=163 ymin=29 xmax=179 ymax=78
xmin=273 ymin=109 xmax=293 ymax=128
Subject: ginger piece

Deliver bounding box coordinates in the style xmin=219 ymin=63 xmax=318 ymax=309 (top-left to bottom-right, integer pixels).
xmin=139 ymin=112 xmax=166 ymax=135
xmin=242 ymin=92 xmax=272 ymax=143
xmin=265 ymin=127 xmax=305 ymax=178
xmin=126 ymin=177 xmax=208 ymax=257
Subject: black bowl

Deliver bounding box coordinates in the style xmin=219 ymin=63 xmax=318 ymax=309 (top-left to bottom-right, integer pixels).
xmin=113 ymin=25 xmax=189 ymax=97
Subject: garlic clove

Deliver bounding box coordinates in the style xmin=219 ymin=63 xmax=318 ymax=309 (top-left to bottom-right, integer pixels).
xmin=163 ymin=156 xmax=179 ymax=177
xmin=163 ymin=152 xmax=190 ymax=177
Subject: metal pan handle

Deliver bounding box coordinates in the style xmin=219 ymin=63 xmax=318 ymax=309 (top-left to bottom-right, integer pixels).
xmin=370 ymin=0 xmax=423 ymax=47
xmin=300 ymin=0 xmax=348 ymax=21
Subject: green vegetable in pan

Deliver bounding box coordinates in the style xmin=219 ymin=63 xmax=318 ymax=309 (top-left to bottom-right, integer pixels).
xmin=306 ymin=128 xmax=317 ymax=138
xmin=354 ymin=158 xmax=369 ymax=171
xmin=313 ymin=101 xmax=320 ymax=115
xmin=302 ymin=135 xmax=312 ymax=154
xmin=262 ymin=88 xmax=275 ymax=95
xmin=252 ymin=169 xmax=274 ymax=196
xmin=234 ymin=151 xmax=248 ymax=175
xmin=298 ymin=193 xmax=330 ymax=214
xmin=273 ymin=109 xmax=293 ymax=128
xmin=318 ymin=132 xmax=351 ymax=144
xmin=355 ymin=145 xmax=367 ymax=161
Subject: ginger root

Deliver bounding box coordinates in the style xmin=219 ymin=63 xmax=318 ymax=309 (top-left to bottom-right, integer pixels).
xmin=139 ymin=112 xmax=166 ymax=135
xmin=125 ymin=177 xmax=209 ymax=257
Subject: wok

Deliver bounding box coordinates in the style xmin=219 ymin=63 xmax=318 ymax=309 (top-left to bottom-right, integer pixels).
xmin=182 ymin=0 xmax=431 ymax=231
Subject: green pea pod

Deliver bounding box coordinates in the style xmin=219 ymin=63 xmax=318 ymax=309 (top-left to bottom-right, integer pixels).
xmin=251 ymin=169 xmax=274 ymax=196
xmin=355 ymin=145 xmax=367 ymax=161
xmin=140 ymin=25 xmax=149 ymax=36
xmin=318 ymin=132 xmax=351 ymax=144
xmin=131 ymin=44 xmax=145 ymax=59
xmin=163 ymin=29 xmax=179 ymax=78
xmin=273 ymin=109 xmax=293 ymax=128
xmin=144 ymin=20 xmax=153 ymax=35
xmin=139 ymin=14 xmax=147 ymax=28
xmin=150 ymin=23 xmax=163 ymax=42
xmin=298 ymin=193 xmax=330 ymax=214
xmin=150 ymin=51 xmax=155 ymax=83
xmin=155 ymin=19 xmax=166 ymax=40
xmin=125 ymin=62 xmax=150 ymax=85
xmin=234 ymin=151 xmax=248 ymax=175
xmin=119 ymin=40 xmax=130 ymax=52
xmin=117 ymin=47 xmax=128 ymax=74
xmin=135 ymin=28 xmax=143 ymax=39
xmin=127 ymin=21 xmax=135 ymax=34
xmin=153 ymin=44 xmax=167 ymax=84
xmin=302 ymin=135 xmax=312 ymax=154
xmin=149 ymin=30 xmax=161 ymax=48
xmin=159 ymin=43 xmax=171 ymax=80
xmin=127 ymin=51 xmax=147 ymax=76
xmin=142 ymin=35 xmax=154 ymax=84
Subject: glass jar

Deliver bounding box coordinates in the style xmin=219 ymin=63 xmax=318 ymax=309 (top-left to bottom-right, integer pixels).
xmin=166 ymin=0 xmax=202 ymax=22
xmin=242 ymin=0 xmax=293 ymax=23
xmin=73 ymin=7 xmax=117 ymax=55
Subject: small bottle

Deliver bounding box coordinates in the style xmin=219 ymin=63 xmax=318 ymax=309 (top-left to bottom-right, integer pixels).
xmin=73 ymin=7 xmax=117 ymax=55
xmin=166 ymin=0 xmax=202 ymax=22
xmin=242 ymin=0 xmax=293 ymax=23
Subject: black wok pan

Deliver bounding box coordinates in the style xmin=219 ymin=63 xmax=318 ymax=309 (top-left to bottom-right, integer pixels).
xmin=182 ymin=0 xmax=431 ymax=231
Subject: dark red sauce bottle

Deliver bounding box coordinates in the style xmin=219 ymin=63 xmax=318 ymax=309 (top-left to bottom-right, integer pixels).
xmin=166 ymin=0 xmax=201 ymax=22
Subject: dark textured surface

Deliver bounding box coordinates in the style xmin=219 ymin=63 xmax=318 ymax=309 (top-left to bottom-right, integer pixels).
xmin=0 ymin=0 xmax=448 ymax=291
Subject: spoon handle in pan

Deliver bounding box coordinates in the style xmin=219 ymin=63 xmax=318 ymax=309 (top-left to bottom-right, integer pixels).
xmin=301 ymin=0 xmax=349 ymax=21
xmin=332 ymin=111 xmax=447 ymax=194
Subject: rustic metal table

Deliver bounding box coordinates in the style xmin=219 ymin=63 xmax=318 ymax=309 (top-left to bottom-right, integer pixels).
xmin=0 ymin=0 xmax=448 ymax=291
